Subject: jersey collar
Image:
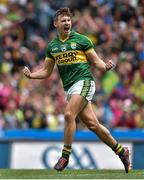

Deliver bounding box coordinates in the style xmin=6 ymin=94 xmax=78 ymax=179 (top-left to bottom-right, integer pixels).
xmin=57 ymin=30 xmax=75 ymax=42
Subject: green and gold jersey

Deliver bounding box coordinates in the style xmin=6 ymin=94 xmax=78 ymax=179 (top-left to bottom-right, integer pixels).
xmin=45 ymin=31 xmax=94 ymax=91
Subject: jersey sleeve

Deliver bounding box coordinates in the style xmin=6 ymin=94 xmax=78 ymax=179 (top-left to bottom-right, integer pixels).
xmin=45 ymin=44 xmax=54 ymax=61
xmin=81 ymin=36 xmax=95 ymax=54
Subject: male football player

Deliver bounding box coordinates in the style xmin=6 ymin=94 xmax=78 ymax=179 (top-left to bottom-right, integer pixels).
xmin=23 ymin=7 xmax=131 ymax=173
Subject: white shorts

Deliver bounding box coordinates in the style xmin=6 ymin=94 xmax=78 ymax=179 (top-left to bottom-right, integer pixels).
xmin=65 ymin=80 xmax=96 ymax=102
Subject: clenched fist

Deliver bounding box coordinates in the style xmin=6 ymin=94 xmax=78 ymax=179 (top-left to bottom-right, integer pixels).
xmin=105 ymin=60 xmax=116 ymax=71
xmin=23 ymin=66 xmax=31 ymax=78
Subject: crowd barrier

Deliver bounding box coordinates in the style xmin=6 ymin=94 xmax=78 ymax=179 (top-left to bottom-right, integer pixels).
xmin=0 ymin=129 xmax=144 ymax=169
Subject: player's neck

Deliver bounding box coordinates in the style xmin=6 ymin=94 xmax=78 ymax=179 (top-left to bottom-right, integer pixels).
xmin=58 ymin=32 xmax=70 ymax=42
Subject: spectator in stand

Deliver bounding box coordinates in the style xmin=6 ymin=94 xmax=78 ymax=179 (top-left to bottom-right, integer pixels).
xmin=135 ymin=104 xmax=144 ymax=128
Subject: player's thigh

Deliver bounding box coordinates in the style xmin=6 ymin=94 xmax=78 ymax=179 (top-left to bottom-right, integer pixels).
xmin=78 ymin=103 xmax=99 ymax=126
xmin=65 ymin=94 xmax=88 ymax=118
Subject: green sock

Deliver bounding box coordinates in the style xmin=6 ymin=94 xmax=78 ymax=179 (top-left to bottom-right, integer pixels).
xmin=113 ymin=143 xmax=124 ymax=156
xmin=62 ymin=144 xmax=72 ymax=159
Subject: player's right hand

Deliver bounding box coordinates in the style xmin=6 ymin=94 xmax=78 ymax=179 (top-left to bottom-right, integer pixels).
xmin=105 ymin=60 xmax=116 ymax=71
xmin=23 ymin=66 xmax=31 ymax=78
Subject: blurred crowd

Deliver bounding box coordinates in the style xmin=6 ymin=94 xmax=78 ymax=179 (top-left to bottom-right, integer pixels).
xmin=0 ymin=0 xmax=144 ymax=131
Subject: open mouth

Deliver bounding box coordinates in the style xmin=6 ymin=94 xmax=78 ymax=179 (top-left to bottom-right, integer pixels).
xmin=64 ymin=27 xmax=70 ymax=31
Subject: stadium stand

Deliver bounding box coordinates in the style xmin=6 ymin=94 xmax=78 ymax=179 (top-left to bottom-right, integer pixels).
xmin=0 ymin=0 xmax=144 ymax=130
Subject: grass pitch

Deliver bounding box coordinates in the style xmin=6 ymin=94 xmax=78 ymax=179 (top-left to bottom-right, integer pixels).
xmin=0 ymin=169 xmax=143 ymax=179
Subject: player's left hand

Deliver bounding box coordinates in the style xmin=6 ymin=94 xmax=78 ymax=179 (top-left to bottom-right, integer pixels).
xmin=23 ymin=66 xmax=31 ymax=78
xmin=105 ymin=60 xmax=116 ymax=71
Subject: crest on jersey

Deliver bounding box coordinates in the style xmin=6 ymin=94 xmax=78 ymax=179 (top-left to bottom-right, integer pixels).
xmin=60 ymin=44 xmax=67 ymax=52
xmin=71 ymin=42 xmax=76 ymax=49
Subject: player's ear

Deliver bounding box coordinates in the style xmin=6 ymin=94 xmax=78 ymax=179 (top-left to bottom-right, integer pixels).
xmin=54 ymin=20 xmax=57 ymax=28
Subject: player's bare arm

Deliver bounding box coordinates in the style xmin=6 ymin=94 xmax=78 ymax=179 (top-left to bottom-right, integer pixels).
xmin=86 ymin=49 xmax=115 ymax=72
xmin=23 ymin=59 xmax=55 ymax=79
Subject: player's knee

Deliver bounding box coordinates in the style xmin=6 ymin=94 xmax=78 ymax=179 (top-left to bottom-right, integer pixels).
xmin=87 ymin=119 xmax=100 ymax=131
xmin=88 ymin=124 xmax=100 ymax=132
xmin=64 ymin=110 xmax=74 ymax=123
xmin=88 ymin=122 xmax=110 ymax=137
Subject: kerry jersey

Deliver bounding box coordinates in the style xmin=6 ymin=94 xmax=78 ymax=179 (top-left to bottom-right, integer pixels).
xmin=45 ymin=31 xmax=94 ymax=91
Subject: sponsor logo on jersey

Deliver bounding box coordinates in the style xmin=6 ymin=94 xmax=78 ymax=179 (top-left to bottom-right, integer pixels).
xmin=52 ymin=50 xmax=87 ymax=65
xmin=55 ymin=51 xmax=78 ymax=64
xmin=71 ymin=42 xmax=76 ymax=49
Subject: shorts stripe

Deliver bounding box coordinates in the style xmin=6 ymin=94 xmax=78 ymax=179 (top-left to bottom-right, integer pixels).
xmin=80 ymin=80 xmax=91 ymax=98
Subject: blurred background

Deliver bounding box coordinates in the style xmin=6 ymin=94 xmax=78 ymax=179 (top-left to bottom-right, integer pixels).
xmin=0 ymin=0 xmax=144 ymax=170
